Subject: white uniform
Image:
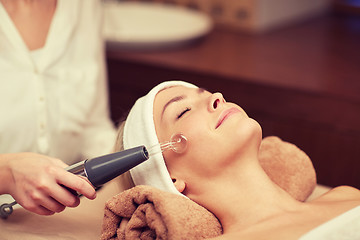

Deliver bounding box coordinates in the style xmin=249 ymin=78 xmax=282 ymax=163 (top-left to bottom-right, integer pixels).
xmin=0 ymin=0 xmax=116 ymax=164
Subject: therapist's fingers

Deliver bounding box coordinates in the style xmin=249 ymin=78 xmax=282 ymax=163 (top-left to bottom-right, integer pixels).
xmin=16 ymin=191 xmax=57 ymax=216
xmin=28 ymin=205 xmax=55 ymax=216
xmin=29 ymin=192 xmax=66 ymax=214
xmin=52 ymin=158 xmax=69 ymax=169
xmin=5 ymin=153 xmax=94 ymax=215
xmin=49 ymin=182 xmax=82 ymax=208
xmin=38 ymin=197 xmax=66 ymax=214
xmin=19 ymin=180 xmax=80 ymax=214
xmin=15 ymin=179 xmax=74 ymax=214
xmin=55 ymin=170 xmax=97 ymax=201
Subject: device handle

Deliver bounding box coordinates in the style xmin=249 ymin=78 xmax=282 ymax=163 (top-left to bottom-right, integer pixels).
xmin=85 ymin=146 xmax=149 ymax=187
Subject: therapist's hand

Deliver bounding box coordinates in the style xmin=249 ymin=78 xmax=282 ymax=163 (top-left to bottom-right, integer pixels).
xmin=0 ymin=152 xmax=96 ymax=215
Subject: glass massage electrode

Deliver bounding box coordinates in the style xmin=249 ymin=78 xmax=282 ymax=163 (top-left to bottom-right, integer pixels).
xmin=148 ymin=133 xmax=188 ymax=156
xmin=0 ymin=133 xmax=187 ymax=219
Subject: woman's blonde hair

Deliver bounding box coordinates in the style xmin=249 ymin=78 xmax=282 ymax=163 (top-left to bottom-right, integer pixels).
xmin=113 ymin=120 xmax=135 ymax=190
xmin=114 ymin=121 xmax=125 ymax=152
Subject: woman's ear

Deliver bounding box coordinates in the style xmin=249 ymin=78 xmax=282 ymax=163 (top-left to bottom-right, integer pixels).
xmin=172 ymin=178 xmax=186 ymax=193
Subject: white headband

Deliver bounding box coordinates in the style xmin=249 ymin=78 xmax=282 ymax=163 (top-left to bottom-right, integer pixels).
xmin=123 ymin=80 xmax=198 ymax=195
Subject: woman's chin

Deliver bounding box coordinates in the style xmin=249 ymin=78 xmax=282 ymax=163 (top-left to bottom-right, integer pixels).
xmin=250 ymin=118 xmax=263 ymax=140
xmin=232 ymin=118 xmax=263 ymax=152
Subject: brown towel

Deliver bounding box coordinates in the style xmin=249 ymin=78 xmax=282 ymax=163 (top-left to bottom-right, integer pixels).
xmin=101 ymin=185 xmax=222 ymax=240
xmin=259 ymin=136 xmax=316 ymax=201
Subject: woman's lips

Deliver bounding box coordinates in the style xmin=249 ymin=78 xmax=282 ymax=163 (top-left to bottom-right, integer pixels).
xmin=216 ymin=107 xmax=241 ymax=129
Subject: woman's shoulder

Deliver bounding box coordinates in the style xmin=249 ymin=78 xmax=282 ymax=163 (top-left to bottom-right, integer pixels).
xmin=314 ymin=185 xmax=360 ymax=202
xmin=328 ymin=185 xmax=359 ymax=196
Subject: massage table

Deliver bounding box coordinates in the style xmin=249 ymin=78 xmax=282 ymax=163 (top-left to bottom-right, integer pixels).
xmin=0 ymin=182 xmax=330 ymax=240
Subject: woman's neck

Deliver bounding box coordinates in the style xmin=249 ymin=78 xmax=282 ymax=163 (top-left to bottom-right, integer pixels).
xmin=1 ymin=0 xmax=57 ymax=51
xmin=189 ymin=159 xmax=306 ymax=234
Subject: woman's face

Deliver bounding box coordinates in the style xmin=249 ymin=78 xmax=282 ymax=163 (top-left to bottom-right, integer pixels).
xmin=153 ymin=86 xmax=262 ymax=188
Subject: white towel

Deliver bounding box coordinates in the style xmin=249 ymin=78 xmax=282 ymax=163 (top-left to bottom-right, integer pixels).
xmin=299 ymin=206 xmax=360 ymax=240
xmin=123 ymin=80 xmax=197 ymax=195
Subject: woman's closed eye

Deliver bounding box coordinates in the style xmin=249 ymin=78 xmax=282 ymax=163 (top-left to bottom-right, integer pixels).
xmin=177 ymin=107 xmax=191 ymax=119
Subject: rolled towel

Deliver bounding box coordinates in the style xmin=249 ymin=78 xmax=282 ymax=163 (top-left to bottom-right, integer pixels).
xmin=101 ymin=185 xmax=222 ymax=240
xmin=259 ymin=136 xmax=316 ymax=201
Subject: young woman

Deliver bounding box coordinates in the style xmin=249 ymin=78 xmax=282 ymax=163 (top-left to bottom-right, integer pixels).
xmin=119 ymin=80 xmax=360 ymax=239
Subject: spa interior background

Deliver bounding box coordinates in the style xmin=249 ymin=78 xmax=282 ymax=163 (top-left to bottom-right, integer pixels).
xmin=102 ymin=0 xmax=360 ymax=189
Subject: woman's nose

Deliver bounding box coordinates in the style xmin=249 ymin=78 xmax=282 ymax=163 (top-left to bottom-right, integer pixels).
xmin=208 ymin=92 xmax=225 ymax=112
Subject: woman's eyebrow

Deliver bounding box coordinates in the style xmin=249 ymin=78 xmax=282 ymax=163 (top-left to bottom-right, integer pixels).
xmin=161 ymin=95 xmax=185 ymax=119
xmin=198 ymin=87 xmax=206 ymax=93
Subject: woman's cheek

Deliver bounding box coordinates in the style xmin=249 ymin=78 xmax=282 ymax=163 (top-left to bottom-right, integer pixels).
xmin=178 ymin=115 xmax=206 ymax=142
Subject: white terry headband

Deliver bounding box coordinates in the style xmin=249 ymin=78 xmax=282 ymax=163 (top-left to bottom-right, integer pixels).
xmin=123 ymin=80 xmax=198 ymax=195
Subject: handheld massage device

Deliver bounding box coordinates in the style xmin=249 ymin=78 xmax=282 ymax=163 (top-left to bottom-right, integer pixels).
xmin=0 ymin=146 xmax=149 ymax=219
xmin=0 ymin=133 xmax=187 ymax=219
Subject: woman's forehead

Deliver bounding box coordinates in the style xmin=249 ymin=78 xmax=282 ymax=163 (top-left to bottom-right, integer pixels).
xmin=156 ymin=86 xmax=195 ymax=103
xmin=158 ymin=85 xmax=193 ymax=94
xmin=156 ymin=85 xmax=208 ymax=100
